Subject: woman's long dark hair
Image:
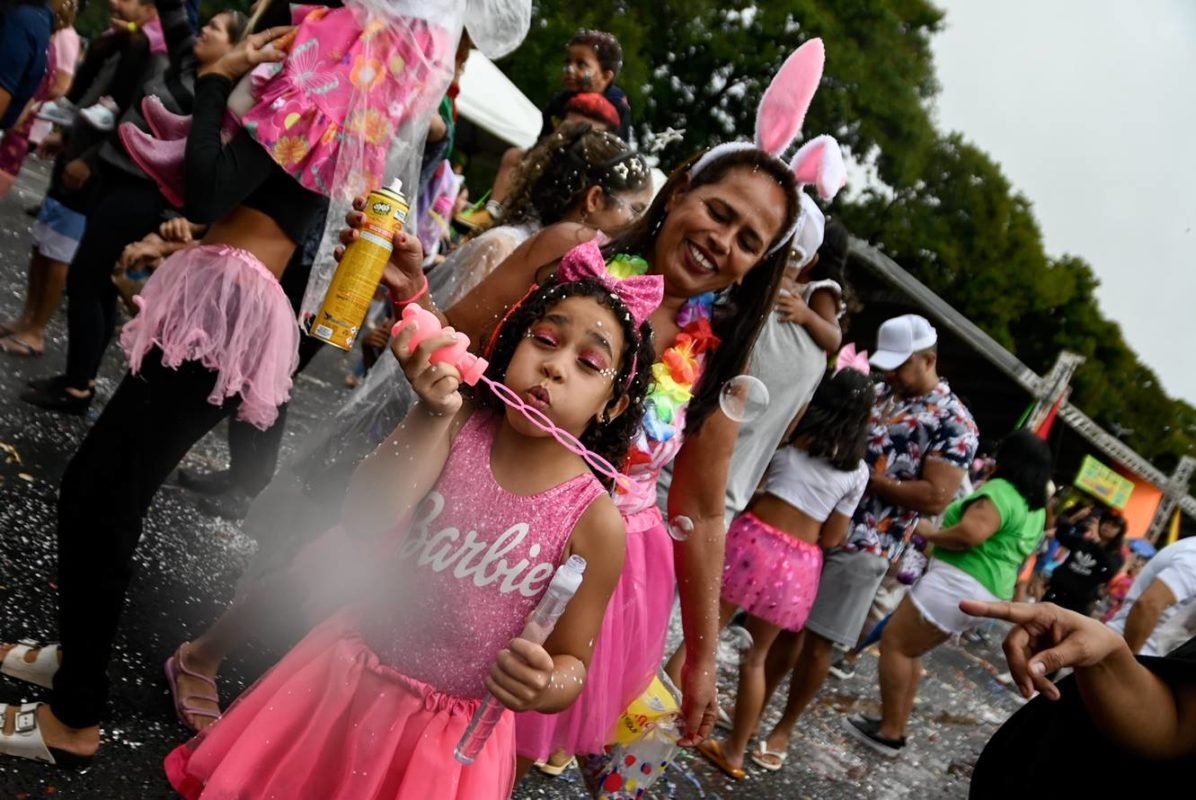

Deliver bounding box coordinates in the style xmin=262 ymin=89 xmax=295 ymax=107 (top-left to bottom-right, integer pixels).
xmin=602 ymin=147 xmax=800 ymax=434
xmin=788 ymin=369 xmax=874 ymax=471
xmin=993 ymin=430 xmax=1053 ymax=511
xmin=475 ymin=277 xmax=655 ymax=489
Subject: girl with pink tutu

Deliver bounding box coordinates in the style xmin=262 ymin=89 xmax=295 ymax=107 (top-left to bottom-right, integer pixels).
xmin=163 ymin=264 xmax=662 ymax=799
xmin=692 ymin=366 xmax=875 ymax=779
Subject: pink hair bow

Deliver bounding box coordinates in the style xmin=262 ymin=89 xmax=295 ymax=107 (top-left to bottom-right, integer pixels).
xmin=834 ymin=343 xmax=870 ymax=376
xmin=557 ymin=240 xmax=664 ymax=328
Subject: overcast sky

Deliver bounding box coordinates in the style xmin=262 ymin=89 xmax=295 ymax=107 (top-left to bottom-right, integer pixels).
xmin=930 ymin=1 xmax=1196 ymax=404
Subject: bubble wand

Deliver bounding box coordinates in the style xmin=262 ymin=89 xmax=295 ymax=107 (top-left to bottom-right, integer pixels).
xmin=392 ymin=305 xmax=630 ymax=492
xmin=454 ymin=554 xmax=588 ymax=764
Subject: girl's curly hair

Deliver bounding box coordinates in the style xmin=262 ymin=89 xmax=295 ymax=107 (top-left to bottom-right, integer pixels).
xmin=474 ymin=277 xmax=655 ymax=489
xmin=501 ymin=121 xmax=650 ymax=230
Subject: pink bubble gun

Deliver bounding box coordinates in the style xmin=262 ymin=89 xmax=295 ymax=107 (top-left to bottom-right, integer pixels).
xmin=390 ymin=305 xmax=630 ymax=492
xmin=391 ymin=305 xmax=488 ymax=385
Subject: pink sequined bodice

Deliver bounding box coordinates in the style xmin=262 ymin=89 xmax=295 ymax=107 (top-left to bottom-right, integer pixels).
xmin=358 ymin=411 xmax=605 ymax=699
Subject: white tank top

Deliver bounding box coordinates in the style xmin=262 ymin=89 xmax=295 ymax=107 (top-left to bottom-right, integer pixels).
xmin=761 ymin=446 xmax=868 ymax=523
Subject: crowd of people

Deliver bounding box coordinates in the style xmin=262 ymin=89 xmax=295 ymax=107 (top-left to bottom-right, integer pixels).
xmin=0 ymin=0 xmax=1193 ymax=796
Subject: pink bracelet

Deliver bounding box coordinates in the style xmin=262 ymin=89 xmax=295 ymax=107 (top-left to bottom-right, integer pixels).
xmin=391 ymin=273 xmax=429 ymax=314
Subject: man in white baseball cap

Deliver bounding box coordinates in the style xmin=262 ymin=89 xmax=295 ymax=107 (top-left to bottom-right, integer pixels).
xmin=755 ymin=311 xmax=978 ymax=763
xmin=869 ymin=314 xmax=939 ymax=371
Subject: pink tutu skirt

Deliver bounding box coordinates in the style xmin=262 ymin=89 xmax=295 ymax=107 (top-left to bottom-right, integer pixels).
xmin=165 ymin=611 xmax=515 ymax=800
xmin=242 ymin=7 xmax=455 ymax=196
xmin=120 ymin=244 xmax=299 ymax=430
xmin=721 ymin=511 xmax=823 ymax=631
xmin=516 ymin=507 xmax=675 ymax=760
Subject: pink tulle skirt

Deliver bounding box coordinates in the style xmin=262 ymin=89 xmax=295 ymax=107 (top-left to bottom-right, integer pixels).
xmin=721 ymin=511 xmax=823 ymax=631
xmin=164 ymin=611 xmax=515 ymax=800
xmin=120 ymin=244 xmax=299 ymax=430
xmin=516 ymin=508 xmax=676 ymax=760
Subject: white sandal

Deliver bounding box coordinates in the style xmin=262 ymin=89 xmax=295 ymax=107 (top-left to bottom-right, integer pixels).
xmin=749 ymin=741 xmax=788 ymax=772
xmin=0 ymin=702 xmax=93 ymax=768
xmin=1 ymin=640 xmax=60 ymax=689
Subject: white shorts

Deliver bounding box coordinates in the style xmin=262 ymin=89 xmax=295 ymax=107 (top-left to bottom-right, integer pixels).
xmin=909 ymin=559 xmax=999 ymax=636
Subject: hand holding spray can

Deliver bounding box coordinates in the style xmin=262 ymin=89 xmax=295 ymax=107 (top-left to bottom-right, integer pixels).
xmin=454 ymin=555 xmax=588 ymax=764
xmin=310 ymin=179 xmax=410 ymax=350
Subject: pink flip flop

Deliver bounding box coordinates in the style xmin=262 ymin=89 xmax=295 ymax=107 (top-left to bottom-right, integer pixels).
xmin=164 ymin=646 xmax=221 ymax=731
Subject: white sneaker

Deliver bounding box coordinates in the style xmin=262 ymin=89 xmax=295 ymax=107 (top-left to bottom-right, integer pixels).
xmin=79 ymin=97 xmax=119 ymax=131
xmin=828 ymin=658 xmax=857 ymax=680
xmin=35 ymin=98 xmax=76 ymax=127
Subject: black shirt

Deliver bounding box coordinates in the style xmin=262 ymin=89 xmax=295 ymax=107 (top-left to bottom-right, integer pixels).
xmin=1045 ymin=521 xmax=1123 ymax=613
xmin=971 ymin=635 xmax=1196 ymax=798
xmin=184 ymin=74 xmax=326 ymax=243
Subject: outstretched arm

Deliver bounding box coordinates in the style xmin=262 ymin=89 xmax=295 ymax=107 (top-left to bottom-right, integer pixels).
xmin=963 ymin=599 xmax=1196 ymax=760
xmin=342 ymin=323 xmax=468 ymax=538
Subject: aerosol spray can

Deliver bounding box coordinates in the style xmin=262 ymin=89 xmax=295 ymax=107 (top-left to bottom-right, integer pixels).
xmin=309 ymin=178 xmax=410 ymax=350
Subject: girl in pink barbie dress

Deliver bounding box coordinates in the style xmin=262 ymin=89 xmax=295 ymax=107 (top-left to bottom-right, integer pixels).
xmin=164 ymin=269 xmax=662 ymax=800
xmin=515 ymin=37 xmax=848 ymax=773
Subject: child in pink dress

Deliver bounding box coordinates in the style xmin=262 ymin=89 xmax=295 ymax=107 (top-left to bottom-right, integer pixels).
xmin=163 ymin=270 xmax=662 ymax=799
xmin=697 ymin=366 xmax=875 ymax=778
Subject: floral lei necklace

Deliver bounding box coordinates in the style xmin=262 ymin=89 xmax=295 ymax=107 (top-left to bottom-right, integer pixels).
xmin=606 ymin=254 xmax=721 ymax=458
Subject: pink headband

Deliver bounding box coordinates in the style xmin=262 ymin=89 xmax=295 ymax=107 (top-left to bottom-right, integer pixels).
xmin=557 ymin=240 xmax=664 ymax=327
xmin=688 ymin=39 xmax=847 ymax=256
xmin=555 ymin=240 xmax=663 ymax=387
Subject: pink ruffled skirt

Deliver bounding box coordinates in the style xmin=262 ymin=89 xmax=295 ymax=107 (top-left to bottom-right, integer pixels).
xmin=721 ymin=511 xmax=823 ymax=631
xmin=120 ymin=244 xmax=299 ymax=430
xmin=165 ymin=611 xmax=515 ymax=800
xmin=516 ymin=507 xmax=676 ymax=760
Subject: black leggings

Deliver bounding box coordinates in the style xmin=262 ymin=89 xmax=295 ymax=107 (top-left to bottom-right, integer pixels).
xmin=53 ymin=351 xmax=238 ymax=728
xmin=64 ymin=171 xmax=164 ymax=391
xmin=225 ymin=335 xmax=324 ymax=495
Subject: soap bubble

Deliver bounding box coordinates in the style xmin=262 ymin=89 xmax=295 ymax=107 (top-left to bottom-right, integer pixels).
xmin=719 ymin=375 xmax=770 ymax=423
xmin=668 ymin=515 xmax=694 ymax=542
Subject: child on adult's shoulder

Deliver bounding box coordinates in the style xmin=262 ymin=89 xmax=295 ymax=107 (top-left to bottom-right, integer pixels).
xmin=461 ymin=29 xmax=631 ymax=230
xmin=540 ymin=29 xmax=631 ymax=141
xmin=774 ymin=200 xmax=848 ymax=355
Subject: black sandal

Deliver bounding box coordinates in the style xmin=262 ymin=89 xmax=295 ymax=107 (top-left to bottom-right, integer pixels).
xmin=20 ymin=384 xmax=93 ymax=416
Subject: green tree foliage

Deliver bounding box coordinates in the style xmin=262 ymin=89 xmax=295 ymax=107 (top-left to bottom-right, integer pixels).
xmin=499 ymin=0 xmax=943 ymax=187
xmin=501 ymin=0 xmax=1195 ymax=476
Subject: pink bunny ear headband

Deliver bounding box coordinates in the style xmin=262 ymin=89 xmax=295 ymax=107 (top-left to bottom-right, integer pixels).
xmin=688 ymin=39 xmax=848 ymax=255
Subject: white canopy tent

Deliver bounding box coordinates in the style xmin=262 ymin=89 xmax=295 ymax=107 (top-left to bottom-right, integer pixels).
xmin=455 ymin=50 xmax=541 ymax=149
xmin=454 ymin=51 xmax=667 ymax=194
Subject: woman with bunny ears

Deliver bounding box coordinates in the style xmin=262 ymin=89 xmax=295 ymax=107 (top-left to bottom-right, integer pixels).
xmin=124 ymin=37 xmax=834 ymax=776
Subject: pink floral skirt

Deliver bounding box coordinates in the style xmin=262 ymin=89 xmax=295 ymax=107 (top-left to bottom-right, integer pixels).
xmin=242 ymin=6 xmax=456 ymax=196
xmin=120 ymin=244 xmax=298 ymax=430
xmin=721 ymin=511 xmax=823 ymax=631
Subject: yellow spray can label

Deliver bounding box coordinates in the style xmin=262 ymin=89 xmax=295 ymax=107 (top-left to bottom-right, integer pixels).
xmin=310 ymin=179 xmax=410 ymax=351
